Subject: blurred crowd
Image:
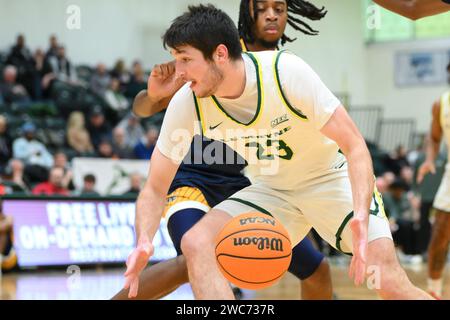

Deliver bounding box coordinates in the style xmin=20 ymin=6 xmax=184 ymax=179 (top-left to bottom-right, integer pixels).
xmin=0 ymin=34 xmax=161 ymax=197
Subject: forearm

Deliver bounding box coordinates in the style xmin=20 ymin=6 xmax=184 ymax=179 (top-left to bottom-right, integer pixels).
xmin=135 ymin=187 xmax=166 ymax=244
xmin=425 ymin=134 xmax=440 ymax=163
xmin=346 ymin=144 xmax=374 ymax=221
xmin=132 ymin=90 xmax=168 ymax=118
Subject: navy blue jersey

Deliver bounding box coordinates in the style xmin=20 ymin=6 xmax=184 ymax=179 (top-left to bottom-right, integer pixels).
xmin=169 ymin=135 xmax=251 ymax=207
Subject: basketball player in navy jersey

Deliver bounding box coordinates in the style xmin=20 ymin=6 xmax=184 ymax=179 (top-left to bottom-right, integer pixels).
xmin=113 ymin=0 xmax=334 ymax=300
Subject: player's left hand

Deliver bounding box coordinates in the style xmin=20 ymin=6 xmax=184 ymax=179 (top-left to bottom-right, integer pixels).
xmin=349 ymin=216 xmax=368 ymax=286
xmin=123 ymin=240 xmax=153 ymax=298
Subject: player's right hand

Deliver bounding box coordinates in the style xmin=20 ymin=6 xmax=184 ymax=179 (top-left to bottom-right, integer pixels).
xmin=416 ymin=160 xmax=436 ymax=184
xmin=123 ymin=240 xmax=153 ymax=298
xmin=147 ymin=61 xmax=185 ymax=101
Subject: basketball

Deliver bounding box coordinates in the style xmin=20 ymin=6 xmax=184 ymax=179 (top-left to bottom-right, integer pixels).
xmin=215 ymin=212 xmax=292 ymax=290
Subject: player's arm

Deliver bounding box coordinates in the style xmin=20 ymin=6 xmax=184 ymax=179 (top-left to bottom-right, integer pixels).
xmin=373 ymin=0 xmax=450 ymax=20
xmin=133 ymin=61 xmax=185 ymax=118
xmin=321 ymin=106 xmax=374 ymax=286
xmin=417 ymin=101 xmax=443 ymax=183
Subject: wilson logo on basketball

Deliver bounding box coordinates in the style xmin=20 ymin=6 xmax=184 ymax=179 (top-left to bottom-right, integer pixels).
xmin=233 ymin=237 xmax=284 ymax=251
xmin=239 ymin=217 xmax=276 ymax=226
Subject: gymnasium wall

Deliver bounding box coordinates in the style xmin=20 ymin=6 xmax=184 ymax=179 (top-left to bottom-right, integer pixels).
xmin=1 ymin=0 xmax=449 ymax=132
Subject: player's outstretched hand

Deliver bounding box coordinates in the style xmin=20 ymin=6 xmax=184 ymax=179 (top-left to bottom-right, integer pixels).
xmin=416 ymin=160 xmax=436 ymax=184
xmin=349 ymin=216 xmax=368 ymax=286
xmin=123 ymin=240 xmax=153 ymax=298
xmin=147 ymin=61 xmax=185 ymax=101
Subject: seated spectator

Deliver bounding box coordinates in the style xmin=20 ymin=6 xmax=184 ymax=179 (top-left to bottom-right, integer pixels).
xmin=47 ymin=46 xmax=78 ymax=85
xmin=125 ymin=61 xmax=146 ymax=99
xmin=45 ymin=35 xmax=59 ymax=60
xmin=67 ymin=111 xmax=95 ymax=155
xmin=0 ymin=199 xmax=17 ymax=272
xmin=104 ymin=78 xmax=129 ymax=112
xmin=53 ymin=151 xmax=74 ymax=190
xmin=117 ymin=113 xmax=145 ymax=149
xmin=4 ymin=159 xmax=29 ymax=192
xmin=33 ymin=49 xmax=48 ymax=100
xmin=87 ymin=106 xmax=112 ymax=150
xmin=122 ymin=172 xmax=142 ymax=197
xmin=0 ymin=179 xmax=12 ymax=195
xmin=90 ymin=63 xmax=111 ymax=97
xmin=32 ymin=167 xmax=70 ymax=196
xmin=0 ymin=116 xmax=13 ymax=174
xmin=383 ymin=179 xmax=422 ymax=262
xmin=76 ymin=174 xmax=100 ymax=196
xmin=112 ymin=127 xmax=134 ymax=159
xmin=13 ymin=122 xmax=53 ymax=183
xmin=110 ymin=59 xmax=130 ymax=88
xmin=97 ymin=140 xmax=114 ymax=158
xmin=134 ymin=126 xmax=159 ymax=160
xmin=0 ymin=65 xmax=31 ymax=104
xmin=6 ymin=34 xmax=37 ymax=99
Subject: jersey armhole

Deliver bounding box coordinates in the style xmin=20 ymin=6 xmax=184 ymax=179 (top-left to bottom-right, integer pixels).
xmin=273 ymin=50 xmax=308 ymax=121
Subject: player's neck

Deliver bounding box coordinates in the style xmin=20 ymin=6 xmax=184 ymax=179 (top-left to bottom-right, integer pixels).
xmin=214 ymin=57 xmax=246 ymax=100
xmin=245 ymin=40 xmax=277 ymax=52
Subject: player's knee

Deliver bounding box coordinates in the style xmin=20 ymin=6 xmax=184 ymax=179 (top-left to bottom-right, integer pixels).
xmin=180 ymin=227 xmax=210 ymax=258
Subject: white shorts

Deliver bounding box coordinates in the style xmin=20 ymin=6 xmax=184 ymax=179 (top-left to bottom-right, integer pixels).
xmin=433 ymin=167 xmax=450 ymax=212
xmin=215 ymin=168 xmax=392 ymax=254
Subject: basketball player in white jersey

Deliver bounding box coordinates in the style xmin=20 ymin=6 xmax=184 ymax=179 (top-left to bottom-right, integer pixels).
xmin=124 ymin=4 xmax=433 ymax=299
xmin=416 ymin=63 xmax=450 ymax=299
xmin=373 ymin=0 xmax=449 ymax=20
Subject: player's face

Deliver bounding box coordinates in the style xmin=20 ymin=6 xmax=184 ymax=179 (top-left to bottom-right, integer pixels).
xmin=172 ymin=46 xmax=224 ymax=98
xmin=251 ymin=0 xmax=288 ymax=47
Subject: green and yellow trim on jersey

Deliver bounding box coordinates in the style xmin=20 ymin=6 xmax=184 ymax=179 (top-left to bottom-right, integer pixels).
xmin=273 ymin=51 xmax=308 ymax=121
xmin=440 ymin=91 xmax=450 ymax=129
xmin=209 ymin=52 xmax=264 ymax=127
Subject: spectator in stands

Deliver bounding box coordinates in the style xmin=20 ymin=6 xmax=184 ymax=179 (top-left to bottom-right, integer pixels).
xmin=383 ymin=179 xmax=422 ymax=263
xmin=32 ymin=49 xmax=45 ymax=100
xmin=125 ymin=61 xmax=146 ymax=99
xmin=13 ymin=122 xmax=53 ymax=183
xmin=122 ymin=172 xmax=142 ymax=196
xmin=133 ymin=126 xmax=158 ymax=160
xmin=32 ymin=166 xmax=70 ymax=196
xmin=116 ymin=112 xmax=145 ymax=149
xmin=66 ymin=111 xmax=95 ymax=155
xmin=97 ymin=139 xmax=114 ymax=158
xmin=47 ymin=46 xmax=78 ymax=85
xmin=0 ymin=116 xmax=13 ymax=174
xmin=53 ymin=151 xmax=74 ymax=190
xmin=45 ymin=35 xmax=59 ymax=59
xmin=385 ymin=145 xmax=411 ymax=176
xmin=104 ymin=78 xmax=129 ymax=113
xmin=4 ymin=159 xmax=29 ymax=193
xmin=90 ymin=63 xmax=111 ymax=97
xmin=77 ymin=174 xmax=100 ymax=196
xmin=112 ymin=127 xmax=134 ymax=159
xmin=110 ymin=59 xmax=130 ymax=88
xmin=87 ymin=106 xmax=112 ymax=150
xmin=6 ymin=34 xmax=37 ymax=99
xmin=0 ymin=65 xmax=31 ymax=104
xmin=0 ymin=179 xmax=12 ymax=195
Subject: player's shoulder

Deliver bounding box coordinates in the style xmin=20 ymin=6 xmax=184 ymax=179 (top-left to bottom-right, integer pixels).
xmin=168 ymin=82 xmax=195 ymax=108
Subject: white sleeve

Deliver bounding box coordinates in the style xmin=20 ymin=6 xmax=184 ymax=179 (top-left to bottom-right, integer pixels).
xmin=156 ymin=83 xmax=198 ymax=164
xmin=278 ymin=52 xmax=341 ymax=130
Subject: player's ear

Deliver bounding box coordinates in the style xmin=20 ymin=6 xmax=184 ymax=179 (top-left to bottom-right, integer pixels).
xmin=214 ymin=44 xmax=229 ymax=63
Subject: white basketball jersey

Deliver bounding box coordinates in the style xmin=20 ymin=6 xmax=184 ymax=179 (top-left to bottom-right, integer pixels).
xmin=193 ymin=51 xmax=344 ymax=190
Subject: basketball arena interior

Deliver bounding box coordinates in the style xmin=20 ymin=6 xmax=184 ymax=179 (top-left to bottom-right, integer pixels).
xmin=1 ymin=0 xmax=450 ymax=301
